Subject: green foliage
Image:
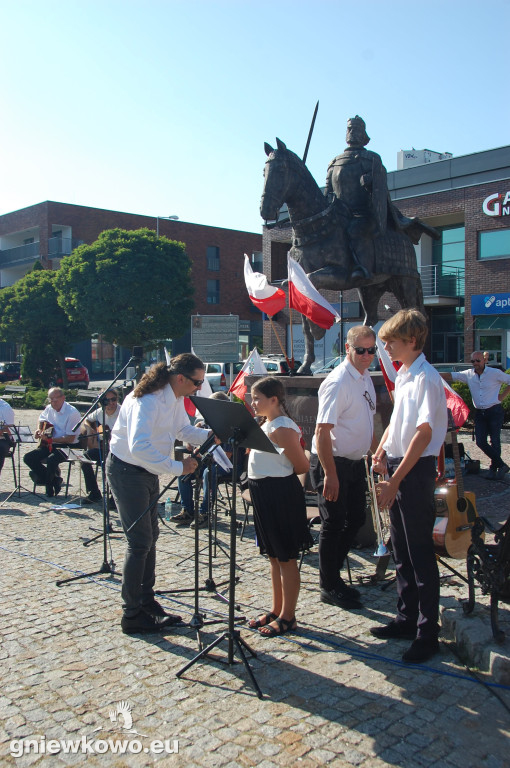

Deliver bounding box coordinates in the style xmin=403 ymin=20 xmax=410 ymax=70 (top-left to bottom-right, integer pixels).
xmin=0 ymin=268 xmax=88 ymax=388
xmin=56 ymin=228 xmax=194 ymax=348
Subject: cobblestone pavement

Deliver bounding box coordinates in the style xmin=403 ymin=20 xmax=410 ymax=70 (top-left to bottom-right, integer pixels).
xmin=0 ymin=412 xmax=509 ymax=767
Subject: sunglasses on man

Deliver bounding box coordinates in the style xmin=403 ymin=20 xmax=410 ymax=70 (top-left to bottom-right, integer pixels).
xmin=353 ymin=346 xmax=377 ymax=355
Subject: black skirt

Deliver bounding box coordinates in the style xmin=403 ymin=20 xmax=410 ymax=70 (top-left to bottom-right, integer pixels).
xmin=248 ymin=474 xmax=314 ymax=561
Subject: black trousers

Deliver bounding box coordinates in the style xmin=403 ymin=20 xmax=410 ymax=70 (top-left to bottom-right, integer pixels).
xmin=310 ymin=454 xmax=367 ymax=591
xmin=24 ymin=444 xmax=74 ymax=485
xmin=0 ymin=436 xmax=13 ymax=473
xmin=81 ymin=448 xmax=102 ymax=495
xmin=387 ymin=455 xmax=439 ymax=640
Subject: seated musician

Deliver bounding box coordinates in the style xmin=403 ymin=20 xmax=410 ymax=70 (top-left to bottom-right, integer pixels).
xmin=24 ymin=387 xmax=81 ymax=497
xmin=81 ymin=389 xmax=121 ymax=504
xmin=0 ymin=397 xmax=16 ymax=479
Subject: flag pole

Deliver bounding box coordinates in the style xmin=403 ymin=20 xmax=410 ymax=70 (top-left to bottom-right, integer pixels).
xmin=288 ymin=303 xmax=295 ymax=369
xmin=269 ymin=316 xmax=290 ymax=365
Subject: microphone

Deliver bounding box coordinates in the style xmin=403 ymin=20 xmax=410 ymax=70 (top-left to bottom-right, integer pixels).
xmin=180 ymin=433 xmax=218 ymax=480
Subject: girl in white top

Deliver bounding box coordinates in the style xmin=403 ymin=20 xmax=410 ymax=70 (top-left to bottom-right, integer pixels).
xmin=247 ymin=377 xmax=311 ymax=637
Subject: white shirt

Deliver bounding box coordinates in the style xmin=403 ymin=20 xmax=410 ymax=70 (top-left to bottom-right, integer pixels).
xmin=87 ymin=404 xmax=121 ymax=434
xmin=384 ymin=353 xmax=447 ymax=459
xmin=0 ymin=398 xmax=15 ymax=427
xmin=311 ymin=358 xmax=376 ymax=460
xmin=39 ymin=400 xmax=81 ymax=443
xmin=109 ymin=385 xmax=209 ymax=476
xmin=248 ymin=416 xmax=300 ymax=479
xmin=452 ymin=366 xmax=510 ymax=410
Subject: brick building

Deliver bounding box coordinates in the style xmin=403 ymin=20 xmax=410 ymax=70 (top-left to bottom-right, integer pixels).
xmin=0 ymin=201 xmax=262 ymax=376
xmin=262 ymin=144 xmax=510 ymax=369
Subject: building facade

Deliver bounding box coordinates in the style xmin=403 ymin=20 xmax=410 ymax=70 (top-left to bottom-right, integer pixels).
xmin=0 ymin=201 xmax=262 ymax=376
xmin=262 ymin=144 xmax=510 ymax=369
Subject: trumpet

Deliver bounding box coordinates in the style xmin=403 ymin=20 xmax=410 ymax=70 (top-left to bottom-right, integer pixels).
xmin=364 ymin=454 xmax=391 ymax=557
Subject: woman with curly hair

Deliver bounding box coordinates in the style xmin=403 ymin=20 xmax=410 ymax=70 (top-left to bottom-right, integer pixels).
xmin=106 ymin=354 xmax=211 ymax=635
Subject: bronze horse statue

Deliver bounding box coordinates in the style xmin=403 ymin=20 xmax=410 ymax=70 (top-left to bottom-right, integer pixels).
xmin=260 ymin=138 xmax=425 ymax=373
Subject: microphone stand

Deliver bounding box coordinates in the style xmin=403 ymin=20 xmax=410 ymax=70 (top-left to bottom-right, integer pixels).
xmin=56 ymin=354 xmax=140 ymax=587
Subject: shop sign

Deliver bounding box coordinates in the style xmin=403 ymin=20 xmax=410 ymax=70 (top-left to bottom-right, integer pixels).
xmin=471 ymin=292 xmax=510 ymax=315
xmin=482 ymin=192 xmax=510 ymax=217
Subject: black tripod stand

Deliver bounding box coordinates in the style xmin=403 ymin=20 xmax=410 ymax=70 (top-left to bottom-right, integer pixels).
xmin=176 ymin=397 xmax=277 ymax=699
xmin=0 ymin=425 xmax=46 ymax=505
xmin=56 ymin=352 xmax=141 ymax=587
xmin=157 ymin=446 xmax=239 ymax=648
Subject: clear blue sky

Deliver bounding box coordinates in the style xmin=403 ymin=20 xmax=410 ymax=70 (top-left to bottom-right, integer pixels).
xmin=2 ymin=0 xmax=509 ymax=234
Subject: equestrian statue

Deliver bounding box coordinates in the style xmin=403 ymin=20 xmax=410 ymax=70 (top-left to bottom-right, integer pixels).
xmin=260 ymin=116 xmax=439 ymax=373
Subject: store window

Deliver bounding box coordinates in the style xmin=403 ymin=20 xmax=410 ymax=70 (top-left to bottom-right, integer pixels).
xmin=207 ymin=246 xmax=220 ymax=270
xmin=478 ymin=228 xmax=510 ymax=260
xmin=207 ymin=279 xmax=220 ymax=304
xmin=431 ymin=225 xmax=465 ymax=296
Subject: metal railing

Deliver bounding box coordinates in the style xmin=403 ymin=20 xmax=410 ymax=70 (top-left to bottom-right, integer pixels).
xmin=419 ymin=264 xmax=464 ymax=298
xmin=0 ymin=236 xmax=76 ymax=267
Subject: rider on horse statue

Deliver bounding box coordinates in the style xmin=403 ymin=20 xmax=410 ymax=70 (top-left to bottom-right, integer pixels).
xmin=326 ymin=116 xmax=438 ymax=282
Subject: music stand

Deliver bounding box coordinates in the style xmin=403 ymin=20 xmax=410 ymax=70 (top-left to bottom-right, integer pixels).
xmin=176 ymin=397 xmax=276 ymax=699
xmin=0 ymin=425 xmax=44 ymax=505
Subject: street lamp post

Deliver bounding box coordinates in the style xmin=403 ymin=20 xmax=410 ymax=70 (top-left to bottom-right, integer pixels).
xmin=156 ymin=215 xmax=179 ymax=238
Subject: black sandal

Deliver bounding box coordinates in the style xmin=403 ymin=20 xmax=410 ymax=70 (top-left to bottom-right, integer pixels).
xmin=258 ymin=617 xmax=297 ymax=637
xmin=248 ymin=612 xmax=277 ymax=629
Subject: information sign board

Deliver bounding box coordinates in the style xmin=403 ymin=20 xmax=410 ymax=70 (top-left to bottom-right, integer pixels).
xmin=191 ymin=315 xmax=239 ymax=362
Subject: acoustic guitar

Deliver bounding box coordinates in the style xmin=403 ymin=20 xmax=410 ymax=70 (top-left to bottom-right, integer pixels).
xmin=433 ymin=410 xmax=481 ymax=559
xmin=37 ymin=421 xmax=54 ymax=450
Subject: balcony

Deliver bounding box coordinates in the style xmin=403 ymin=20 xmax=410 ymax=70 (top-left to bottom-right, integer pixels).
xmin=0 ymin=236 xmax=77 ymax=268
xmin=419 ymin=265 xmax=464 ymax=307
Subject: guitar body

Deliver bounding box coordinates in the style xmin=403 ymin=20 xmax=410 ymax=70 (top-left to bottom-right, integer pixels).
xmin=37 ymin=421 xmax=54 ymax=451
xmin=433 ymin=409 xmax=483 ymax=560
xmin=433 ymin=485 xmax=480 ymax=559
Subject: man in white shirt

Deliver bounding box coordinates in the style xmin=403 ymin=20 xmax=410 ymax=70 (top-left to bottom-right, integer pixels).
xmin=80 ymin=389 xmax=121 ymax=504
xmin=442 ymin=352 xmax=510 ymax=480
xmin=310 ymin=326 xmax=378 ymax=609
xmin=106 ymin=354 xmax=211 ymax=635
xmin=24 ymin=387 xmax=80 ymax=497
xmin=371 ymin=310 xmax=447 ymax=664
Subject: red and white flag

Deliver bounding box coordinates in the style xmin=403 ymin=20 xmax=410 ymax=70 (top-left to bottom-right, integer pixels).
xmin=287 ymin=256 xmax=340 ymax=329
xmin=183 ymin=347 xmax=213 ymax=418
xmin=244 ymin=255 xmax=286 ymax=317
xmin=376 ymin=335 xmax=469 ymax=427
xmin=229 ymin=348 xmax=268 ymax=405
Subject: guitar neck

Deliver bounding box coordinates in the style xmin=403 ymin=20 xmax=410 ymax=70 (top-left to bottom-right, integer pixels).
xmin=450 ymin=424 xmax=464 ymax=498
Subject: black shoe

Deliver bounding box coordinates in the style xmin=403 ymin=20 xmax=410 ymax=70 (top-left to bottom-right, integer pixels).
xmin=121 ymin=611 xmax=180 ymax=635
xmin=172 ymin=509 xmax=193 ymax=526
xmin=54 ymin=477 xmax=64 ymax=496
xmin=320 ymin=587 xmax=362 ymax=609
xmin=29 ymin=471 xmax=46 ymax=486
xmin=370 ymin=620 xmax=417 ymax=640
xmin=45 ymin=484 xmax=55 ymax=498
xmin=337 ymin=577 xmax=361 ymax=600
xmin=141 ymin=599 xmax=182 ymax=623
xmin=402 ymin=637 xmax=439 ymax=663
xmin=82 ymin=492 xmax=102 ymax=505
xmin=190 ymin=512 xmax=208 ymax=529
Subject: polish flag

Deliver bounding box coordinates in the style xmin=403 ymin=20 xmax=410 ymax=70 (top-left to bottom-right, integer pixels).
xmin=229 ymin=348 xmax=268 ymax=406
xmin=287 ymin=256 xmax=340 ymax=329
xmin=376 ymin=335 xmax=469 ymax=427
xmin=244 ymin=255 xmax=286 ymax=317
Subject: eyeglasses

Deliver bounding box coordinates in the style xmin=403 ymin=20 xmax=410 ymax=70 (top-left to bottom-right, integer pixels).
xmin=363 ymin=391 xmax=375 ymax=411
xmin=353 ymin=346 xmax=376 ymax=355
xmin=105 ymin=397 xmax=117 ymax=402
xmin=183 ymin=374 xmax=204 ymax=387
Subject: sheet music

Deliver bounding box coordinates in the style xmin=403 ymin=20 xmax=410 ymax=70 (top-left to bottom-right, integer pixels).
xmin=13 ymin=425 xmax=36 ymax=443
xmin=62 ymin=447 xmax=95 ymax=463
xmin=208 ymin=445 xmax=233 ymax=472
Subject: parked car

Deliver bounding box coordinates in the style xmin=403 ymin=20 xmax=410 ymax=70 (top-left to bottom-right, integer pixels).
xmin=259 ymin=355 xmax=303 ymax=374
xmin=53 ymin=357 xmax=90 ymax=388
xmin=0 ymin=361 xmax=21 ymax=383
xmin=204 ymin=362 xmax=243 ymax=392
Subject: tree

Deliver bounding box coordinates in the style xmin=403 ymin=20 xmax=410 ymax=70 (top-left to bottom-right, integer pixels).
xmin=56 ymin=228 xmax=194 ymax=348
xmin=0 ymin=265 xmax=88 ymax=387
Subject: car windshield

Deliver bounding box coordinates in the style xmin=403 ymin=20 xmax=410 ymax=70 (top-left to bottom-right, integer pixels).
xmin=66 ymin=360 xmax=82 ymax=369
